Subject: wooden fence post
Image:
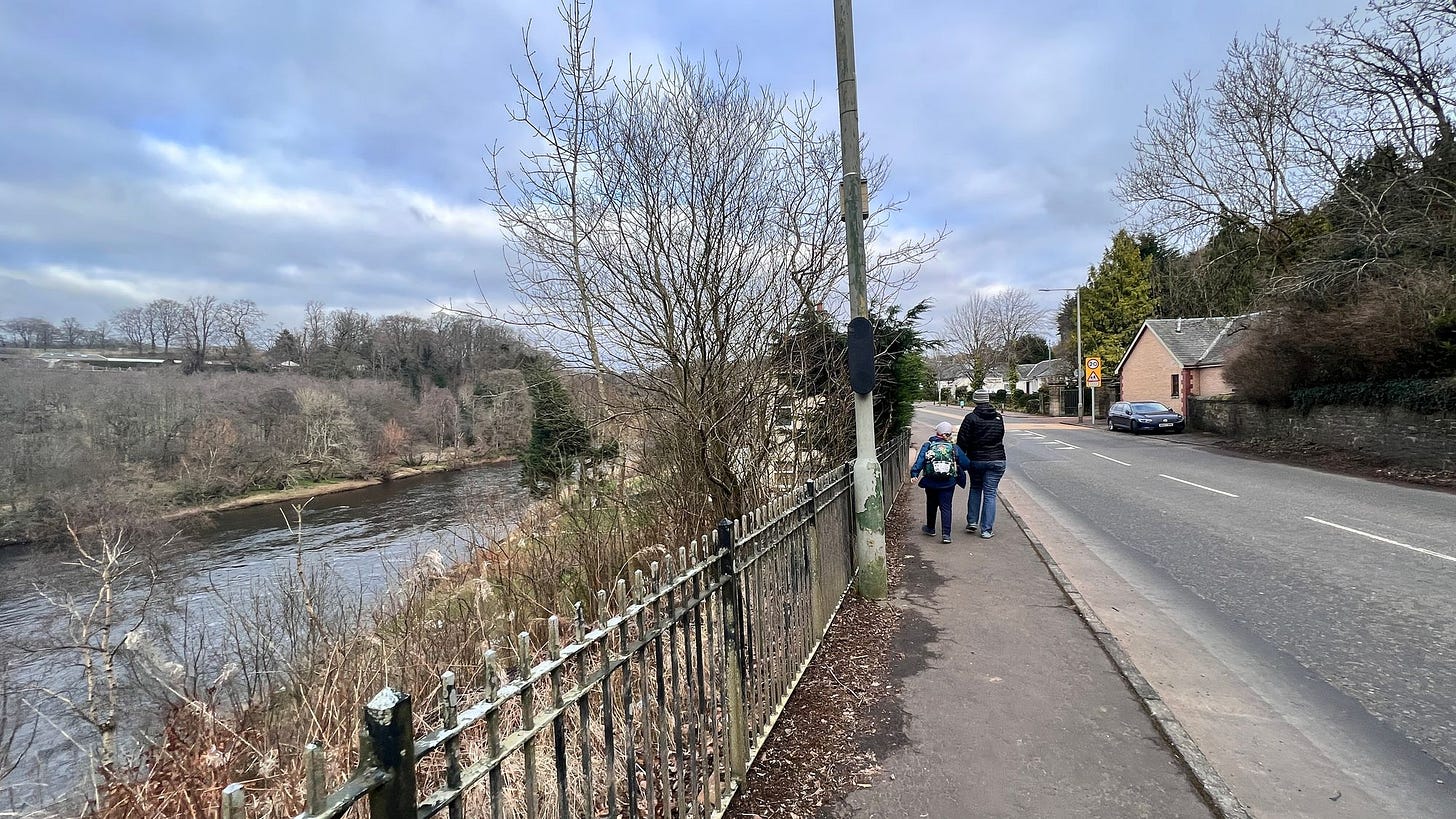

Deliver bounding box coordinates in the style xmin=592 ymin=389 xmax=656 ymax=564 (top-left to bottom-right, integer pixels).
xmin=304 ymin=742 xmax=327 ymax=816
xmin=220 ymin=782 xmax=246 ymax=819
xmin=362 ymin=687 xmax=417 ymax=819
xmin=716 ymin=519 xmax=750 ymax=783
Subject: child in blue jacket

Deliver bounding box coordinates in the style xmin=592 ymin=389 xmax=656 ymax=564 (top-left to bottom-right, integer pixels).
xmin=909 ymin=421 xmax=968 ymax=543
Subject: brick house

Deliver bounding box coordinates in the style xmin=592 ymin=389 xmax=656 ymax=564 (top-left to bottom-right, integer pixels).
xmin=1114 ymin=315 xmax=1258 ymax=416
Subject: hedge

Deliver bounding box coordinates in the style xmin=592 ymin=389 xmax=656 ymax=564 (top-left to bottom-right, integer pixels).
xmin=1290 ymin=377 xmax=1456 ymax=415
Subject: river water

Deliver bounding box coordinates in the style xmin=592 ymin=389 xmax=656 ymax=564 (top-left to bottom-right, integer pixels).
xmin=0 ymin=462 xmax=529 ymax=813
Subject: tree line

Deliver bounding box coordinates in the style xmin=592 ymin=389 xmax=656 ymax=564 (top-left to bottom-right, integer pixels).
xmin=1105 ymin=0 xmax=1456 ymax=402
xmin=4 ymin=298 xmax=538 ymax=393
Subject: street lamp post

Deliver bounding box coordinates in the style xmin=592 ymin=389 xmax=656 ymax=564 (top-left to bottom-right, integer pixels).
xmin=1039 ymin=286 xmax=1083 ymax=423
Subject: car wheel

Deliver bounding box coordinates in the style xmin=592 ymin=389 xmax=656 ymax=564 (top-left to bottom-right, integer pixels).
xmin=1107 ymin=418 xmax=1114 ymax=431
xmin=1128 ymin=423 xmax=1139 ymax=435
xmin=1174 ymin=424 xmax=1185 ymax=433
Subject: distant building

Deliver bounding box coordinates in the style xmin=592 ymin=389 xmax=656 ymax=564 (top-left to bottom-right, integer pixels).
xmin=1115 ymin=315 xmax=1259 ymax=415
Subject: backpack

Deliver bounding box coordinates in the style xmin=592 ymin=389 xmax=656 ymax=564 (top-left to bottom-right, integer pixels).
xmin=927 ymin=440 xmax=956 ymax=476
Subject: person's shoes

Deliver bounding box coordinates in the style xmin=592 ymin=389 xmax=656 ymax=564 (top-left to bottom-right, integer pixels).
xmin=964 ymin=523 xmax=976 ymax=533
xmin=979 ymin=529 xmax=994 ymax=539
xmin=921 ymin=525 xmax=935 ymax=536
xmin=941 ymin=534 xmax=953 ymax=544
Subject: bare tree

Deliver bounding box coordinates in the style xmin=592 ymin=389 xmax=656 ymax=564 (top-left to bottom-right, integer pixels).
xmin=60 ymin=317 xmax=85 ymax=349
xmin=218 ymin=299 xmax=265 ymax=361
xmin=144 ymin=299 xmax=185 ymax=355
xmin=113 ymin=309 xmax=146 ymax=355
xmin=485 ymin=0 xmax=614 ymax=411
xmin=300 ymin=300 xmax=328 ymax=367
xmin=0 ymin=660 xmax=34 ymax=791
xmin=1120 ymin=2 xmax=1456 ymax=297
xmin=987 ymin=288 xmax=1051 ymax=384
xmin=32 ymin=517 xmax=161 ymax=803
xmin=1305 ymin=0 xmax=1456 ymax=160
xmin=1117 ymin=29 xmax=1320 ymax=247
xmin=1 ymin=318 xmax=55 ymax=349
xmin=943 ymin=293 xmax=997 ymax=387
xmin=482 ymin=5 xmax=943 ymax=496
xmin=179 ymin=296 xmax=221 ymax=372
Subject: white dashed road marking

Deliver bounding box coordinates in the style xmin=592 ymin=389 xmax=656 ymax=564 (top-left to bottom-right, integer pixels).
xmin=1304 ymin=516 xmax=1456 ymax=563
xmin=1044 ymin=440 xmax=1079 ymax=449
xmin=1092 ymin=453 xmax=1131 ymax=466
xmin=1159 ymin=474 xmax=1239 ymax=498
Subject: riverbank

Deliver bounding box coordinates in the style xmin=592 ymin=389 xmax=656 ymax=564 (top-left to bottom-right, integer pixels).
xmin=161 ymin=454 xmax=520 ymax=521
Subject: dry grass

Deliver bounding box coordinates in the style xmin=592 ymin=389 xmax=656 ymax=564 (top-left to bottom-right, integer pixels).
xmin=90 ymin=483 xmax=728 ymax=819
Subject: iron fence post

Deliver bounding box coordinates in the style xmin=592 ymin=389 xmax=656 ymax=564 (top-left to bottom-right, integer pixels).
xmin=362 ymin=688 xmax=417 ymax=819
xmin=803 ymin=480 xmax=826 ymax=635
xmin=716 ymin=518 xmax=750 ymax=784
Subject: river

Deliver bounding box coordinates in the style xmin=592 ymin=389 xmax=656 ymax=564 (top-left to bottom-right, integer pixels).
xmin=0 ymin=461 xmax=529 ymax=813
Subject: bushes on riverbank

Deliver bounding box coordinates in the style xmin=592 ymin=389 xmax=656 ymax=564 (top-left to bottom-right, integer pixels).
xmin=0 ymin=367 xmax=531 ymax=544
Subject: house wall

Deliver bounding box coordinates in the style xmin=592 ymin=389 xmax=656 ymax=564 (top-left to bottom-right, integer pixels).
xmin=1189 ymin=398 xmax=1456 ymax=470
xmin=1119 ymin=336 xmax=1181 ymax=406
xmin=1192 ymin=366 xmax=1233 ymax=397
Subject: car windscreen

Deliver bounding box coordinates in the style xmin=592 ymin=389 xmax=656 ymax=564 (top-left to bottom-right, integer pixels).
xmin=1130 ymin=402 xmax=1173 ymax=413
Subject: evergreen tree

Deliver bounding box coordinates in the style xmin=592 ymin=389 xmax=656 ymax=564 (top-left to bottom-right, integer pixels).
xmin=1081 ymin=230 xmax=1156 ymax=366
xmin=771 ymin=300 xmax=935 ymax=461
xmin=520 ymin=361 xmax=592 ymax=496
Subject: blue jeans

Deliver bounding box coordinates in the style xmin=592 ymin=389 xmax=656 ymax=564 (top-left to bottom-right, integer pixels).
xmin=966 ymin=460 xmax=1007 ymax=532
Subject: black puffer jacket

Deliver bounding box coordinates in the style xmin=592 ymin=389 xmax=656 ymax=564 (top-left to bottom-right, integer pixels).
xmin=956 ymin=404 xmax=1006 ymax=461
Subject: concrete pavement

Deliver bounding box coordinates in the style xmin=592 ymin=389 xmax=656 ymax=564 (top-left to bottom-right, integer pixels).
xmin=838 ymin=413 xmax=1231 ymax=818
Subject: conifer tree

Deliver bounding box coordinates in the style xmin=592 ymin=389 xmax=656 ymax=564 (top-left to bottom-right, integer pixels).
xmin=1081 ymin=230 xmax=1156 ymax=366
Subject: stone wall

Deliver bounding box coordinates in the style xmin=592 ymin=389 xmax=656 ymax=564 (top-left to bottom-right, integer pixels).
xmin=1189 ymin=397 xmax=1456 ymax=470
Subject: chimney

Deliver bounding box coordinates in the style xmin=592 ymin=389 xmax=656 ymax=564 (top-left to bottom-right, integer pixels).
xmin=1175 ymin=318 xmax=1183 ymax=333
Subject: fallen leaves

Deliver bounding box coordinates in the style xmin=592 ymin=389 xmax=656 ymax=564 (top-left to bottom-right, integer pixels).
xmin=725 ymin=492 xmax=912 ymax=818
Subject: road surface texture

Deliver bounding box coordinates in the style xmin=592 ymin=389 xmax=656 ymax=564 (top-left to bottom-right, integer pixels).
xmin=917 ymin=405 xmax=1456 ymax=818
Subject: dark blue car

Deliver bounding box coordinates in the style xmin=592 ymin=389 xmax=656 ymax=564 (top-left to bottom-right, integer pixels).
xmin=1107 ymin=401 xmax=1185 ymax=434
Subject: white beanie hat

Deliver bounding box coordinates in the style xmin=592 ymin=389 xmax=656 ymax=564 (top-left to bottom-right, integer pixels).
xmin=935 ymin=421 xmax=953 ymax=435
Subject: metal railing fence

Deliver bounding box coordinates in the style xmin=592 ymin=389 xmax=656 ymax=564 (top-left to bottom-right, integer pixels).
xmin=219 ymin=433 xmax=910 ymax=819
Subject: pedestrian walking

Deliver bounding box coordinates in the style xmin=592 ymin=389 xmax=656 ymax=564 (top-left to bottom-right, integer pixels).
xmin=956 ymin=388 xmax=1007 ymax=538
xmin=909 ymin=421 xmax=966 ymax=543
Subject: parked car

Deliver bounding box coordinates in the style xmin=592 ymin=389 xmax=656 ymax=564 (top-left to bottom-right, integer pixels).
xmin=1107 ymin=401 xmax=1185 ymax=434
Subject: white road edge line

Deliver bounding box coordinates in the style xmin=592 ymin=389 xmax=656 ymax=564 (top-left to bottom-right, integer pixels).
xmin=1304 ymin=516 xmax=1456 ymax=563
xmin=1093 ymin=453 xmax=1131 ymax=466
xmin=1158 ymin=474 xmax=1239 ymax=498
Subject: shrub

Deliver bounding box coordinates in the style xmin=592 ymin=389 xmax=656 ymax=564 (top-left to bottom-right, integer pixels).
xmin=1290 ymin=377 xmax=1456 ymax=415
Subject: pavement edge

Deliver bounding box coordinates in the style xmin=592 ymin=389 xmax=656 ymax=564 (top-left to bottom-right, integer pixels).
xmin=999 ymin=494 xmax=1254 ymax=819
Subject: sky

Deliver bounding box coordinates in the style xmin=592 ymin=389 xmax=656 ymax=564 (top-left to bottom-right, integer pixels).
xmin=0 ymin=0 xmax=1360 ymax=338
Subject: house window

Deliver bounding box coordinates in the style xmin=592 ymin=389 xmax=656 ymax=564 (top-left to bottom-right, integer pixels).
xmin=1170 ymin=373 xmax=1180 ymax=397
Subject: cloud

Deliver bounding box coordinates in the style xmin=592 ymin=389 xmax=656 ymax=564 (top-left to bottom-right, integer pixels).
xmin=0 ymin=0 xmax=1359 ymax=338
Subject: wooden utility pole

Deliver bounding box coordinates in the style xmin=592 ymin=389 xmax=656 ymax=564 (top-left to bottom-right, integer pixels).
xmin=833 ymin=0 xmax=886 ymax=599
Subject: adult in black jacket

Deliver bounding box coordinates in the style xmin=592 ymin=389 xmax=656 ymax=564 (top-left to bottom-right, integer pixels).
xmin=956 ymin=388 xmax=1007 ymax=538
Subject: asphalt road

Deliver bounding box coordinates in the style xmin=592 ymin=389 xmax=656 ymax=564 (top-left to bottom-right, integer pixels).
xmin=914 ymin=405 xmax=1456 ymax=818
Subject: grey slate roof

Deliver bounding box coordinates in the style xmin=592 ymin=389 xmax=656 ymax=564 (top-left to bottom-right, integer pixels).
xmin=1018 ymin=359 xmax=1066 ymax=381
xmin=1130 ymin=314 xmax=1259 ymax=369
